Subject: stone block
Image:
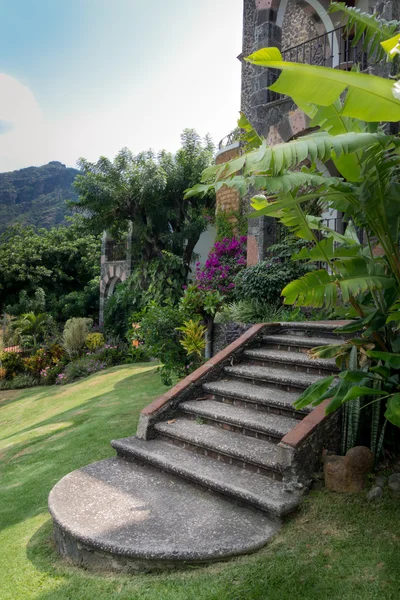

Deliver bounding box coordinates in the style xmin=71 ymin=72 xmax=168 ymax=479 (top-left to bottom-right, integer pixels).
xmin=324 ymin=446 xmax=374 ymax=493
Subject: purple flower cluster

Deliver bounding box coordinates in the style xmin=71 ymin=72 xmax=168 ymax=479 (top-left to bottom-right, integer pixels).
xmin=86 ymin=360 xmax=106 ymax=374
xmin=195 ymin=236 xmax=247 ymax=296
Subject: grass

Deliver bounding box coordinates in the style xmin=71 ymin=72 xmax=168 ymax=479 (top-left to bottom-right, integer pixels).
xmin=0 ymin=363 xmax=399 ymax=600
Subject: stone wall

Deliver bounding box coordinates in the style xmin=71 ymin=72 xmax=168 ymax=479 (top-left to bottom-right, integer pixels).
xmin=212 ymin=322 xmax=252 ymax=356
xmin=240 ymin=0 xmax=397 ymax=264
xmin=281 ymin=1 xmax=318 ymax=51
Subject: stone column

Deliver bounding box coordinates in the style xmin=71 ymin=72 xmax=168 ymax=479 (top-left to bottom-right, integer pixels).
xmin=215 ymin=143 xmax=242 ymax=236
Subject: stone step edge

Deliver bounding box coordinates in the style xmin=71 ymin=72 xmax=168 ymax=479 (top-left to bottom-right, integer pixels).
xmin=202 ymin=381 xmax=310 ymax=414
xmin=260 ymin=334 xmax=342 ymax=348
xmin=224 ymin=365 xmax=319 ymax=390
xmin=111 ymin=438 xmax=300 ymax=517
xmin=154 ymin=421 xmax=282 ymax=473
xmin=276 ymin=320 xmax=351 ymax=332
xmin=243 ymin=348 xmax=338 ymax=371
xmin=179 ymin=400 xmax=295 ymax=439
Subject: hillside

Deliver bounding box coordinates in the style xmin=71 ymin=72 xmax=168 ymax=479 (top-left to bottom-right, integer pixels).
xmin=0 ymin=161 xmax=79 ymax=232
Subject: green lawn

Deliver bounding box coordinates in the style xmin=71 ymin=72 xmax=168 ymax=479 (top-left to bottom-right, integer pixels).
xmin=0 ymin=364 xmax=399 ymax=600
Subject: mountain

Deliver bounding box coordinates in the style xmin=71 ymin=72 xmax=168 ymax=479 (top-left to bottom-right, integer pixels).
xmin=0 ymin=161 xmax=79 ymax=233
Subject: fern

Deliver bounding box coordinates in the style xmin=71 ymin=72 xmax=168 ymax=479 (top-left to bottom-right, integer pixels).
xmin=329 ymin=2 xmax=399 ymax=62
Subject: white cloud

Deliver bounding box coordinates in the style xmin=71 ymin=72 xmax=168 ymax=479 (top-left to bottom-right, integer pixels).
xmin=0 ymin=74 xmax=48 ymax=171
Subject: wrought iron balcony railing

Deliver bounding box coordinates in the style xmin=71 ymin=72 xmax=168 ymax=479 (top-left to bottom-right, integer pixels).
xmin=268 ymin=25 xmax=367 ymax=104
xmin=218 ymin=130 xmax=241 ymax=150
xmin=218 ymin=26 xmax=367 ymax=149
xmin=105 ymin=240 xmax=127 ymax=262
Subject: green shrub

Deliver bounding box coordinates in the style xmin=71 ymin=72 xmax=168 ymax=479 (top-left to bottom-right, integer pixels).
xmin=220 ymin=301 xmax=284 ymax=324
xmin=138 ymin=302 xmax=186 ymax=386
xmin=234 ymin=241 xmax=314 ymax=305
xmin=62 ymin=355 xmax=106 ymax=382
xmin=104 ymin=253 xmax=186 ymax=339
xmin=86 ymin=332 xmax=105 ymax=352
xmin=0 ymin=373 xmax=38 ymax=390
xmin=62 ymin=317 xmax=93 ymax=357
xmin=0 ymin=351 xmax=25 ymax=379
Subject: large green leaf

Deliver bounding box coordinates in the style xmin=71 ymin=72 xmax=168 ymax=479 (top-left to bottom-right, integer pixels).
xmin=367 ymin=351 xmax=400 ymax=368
xmin=245 ymin=48 xmax=400 ymax=122
xmin=342 ymin=386 xmax=386 ymax=403
xmin=329 ymin=3 xmax=399 ymax=62
xmin=242 ymin=131 xmax=389 ymax=177
xmin=283 ymin=269 xmax=338 ymax=307
xmin=335 ymin=257 xmax=395 ymax=303
xmin=385 ymin=393 xmax=400 ymax=427
xmin=292 ymin=237 xmax=361 ymax=262
xmin=282 ymin=257 xmax=394 ymax=308
xmin=237 ymin=112 xmax=262 ymax=150
xmin=293 ymin=375 xmax=335 ymax=410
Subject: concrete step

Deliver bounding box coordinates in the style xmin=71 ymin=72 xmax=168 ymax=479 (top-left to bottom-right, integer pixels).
xmin=179 ymin=399 xmax=298 ymax=441
xmin=154 ymin=418 xmax=282 ymax=477
xmin=261 ymin=334 xmax=341 ymax=351
xmin=112 ymin=437 xmax=302 ymax=517
xmin=203 ymin=379 xmax=308 ymax=417
xmin=49 ymin=457 xmax=280 ymax=570
xmin=276 ymin=321 xmax=349 ymax=336
xmin=224 ymin=363 xmax=323 ymax=392
xmin=243 ymin=348 xmax=337 ymax=375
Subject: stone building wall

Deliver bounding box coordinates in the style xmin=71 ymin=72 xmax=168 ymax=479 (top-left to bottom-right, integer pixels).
xmin=281 ymin=1 xmax=318 ymax=51
xmin=240 ymin=0 xmax=398 ymax=265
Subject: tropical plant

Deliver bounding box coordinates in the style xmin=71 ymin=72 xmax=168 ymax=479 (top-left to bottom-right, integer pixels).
xmin=186 ymin=8 xmax=400 ymax=451
xmin=12 ymin=312 xmax=53 ymax=349
xmin=176 ymin=319 xmax=206 ymax=361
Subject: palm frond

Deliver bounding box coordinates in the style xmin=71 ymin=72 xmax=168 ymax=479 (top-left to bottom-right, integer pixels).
xmin=329 ymin=3 xmax=399 ymax=62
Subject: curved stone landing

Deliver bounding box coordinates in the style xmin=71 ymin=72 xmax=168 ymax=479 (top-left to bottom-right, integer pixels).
xmin=49 ymin=457 xmax=280 ymax=572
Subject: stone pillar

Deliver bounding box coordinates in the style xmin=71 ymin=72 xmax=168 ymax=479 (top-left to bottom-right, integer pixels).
xmin=215 ymin=143 xmax=242 ymax=237
xmin=241 ymin=0 xmax=283 ymax=137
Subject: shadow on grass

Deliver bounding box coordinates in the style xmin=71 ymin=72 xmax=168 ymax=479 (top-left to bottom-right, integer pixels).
xmin=0 ymin=365 xmax=164 ymax=535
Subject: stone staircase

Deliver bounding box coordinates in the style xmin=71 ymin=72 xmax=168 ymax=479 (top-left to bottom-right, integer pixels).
xmin=49 ymin=322 xmax=346 ymax=572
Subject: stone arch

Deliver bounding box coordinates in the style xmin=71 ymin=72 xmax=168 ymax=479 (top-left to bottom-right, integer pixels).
xmin=104 ymin=275 xmax=122 ymax=299
xmin=277 ymin=0 xmax=339 ymax=63
xmin=99 ymin=264 xmax=128 ymax=324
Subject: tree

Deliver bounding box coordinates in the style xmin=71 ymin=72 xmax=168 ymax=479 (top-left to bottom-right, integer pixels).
xmin=72 ymin=129 xmax=215 ymax=277
xmin=0 ymin=218 xmax=100 ymax=321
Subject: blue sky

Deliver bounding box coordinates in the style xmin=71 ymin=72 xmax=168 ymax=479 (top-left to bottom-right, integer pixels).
xmin=0 ymin=0 xmax=243 ymax=171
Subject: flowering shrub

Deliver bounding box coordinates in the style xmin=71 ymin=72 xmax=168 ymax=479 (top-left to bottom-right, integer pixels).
xmin=195 ymin=236 xmax=247 ymax=298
